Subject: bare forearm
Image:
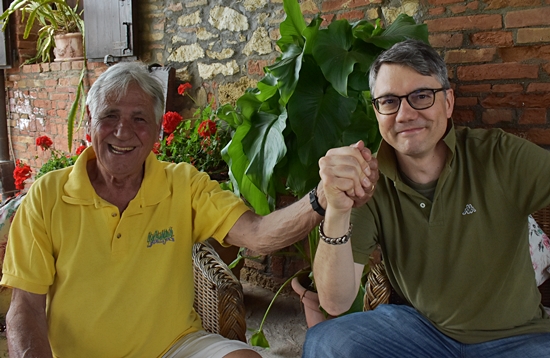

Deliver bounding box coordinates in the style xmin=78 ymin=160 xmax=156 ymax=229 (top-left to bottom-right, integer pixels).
xmin=6 ymin=290 xmax=52 ymax=358
xmin=313 ymin=209 xmax=361 ymax=315
xmin=226 ymin=195 xmax=322 ymax=254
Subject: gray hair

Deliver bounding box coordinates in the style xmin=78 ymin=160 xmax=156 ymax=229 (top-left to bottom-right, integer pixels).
xmin=369 ymin=39 xmax=450 ymax=95
xmin=86 ymin=62 xmax=165 ymax=124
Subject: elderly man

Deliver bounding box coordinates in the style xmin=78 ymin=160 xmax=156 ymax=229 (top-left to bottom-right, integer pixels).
xmin=303 ymin=40 xmax=550 ymax=357
xmin=1 ymin=62 xmax=378 ymax=357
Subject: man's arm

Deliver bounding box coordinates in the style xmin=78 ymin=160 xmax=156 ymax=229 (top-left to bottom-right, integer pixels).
xmin=312 ymin=142 xmax=376 ymax=315
xmin=6 ymin=288 xmax=52 ymax=358
xmin=225 ymin=141 xmax=377 ymax=255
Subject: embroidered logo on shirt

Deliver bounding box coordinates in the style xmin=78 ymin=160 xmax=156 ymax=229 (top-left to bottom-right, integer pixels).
xmin=462 ymin=204 xmax=477 ymax=216
xmin=147 ymin=227 xmax=175 ymax=248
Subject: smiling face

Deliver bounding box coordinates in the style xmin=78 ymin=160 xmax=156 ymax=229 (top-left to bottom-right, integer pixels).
xmin=88 ymin=82 xmax=160 ymax=182
xmin=373 ymin=64 xmax=454 ymax=161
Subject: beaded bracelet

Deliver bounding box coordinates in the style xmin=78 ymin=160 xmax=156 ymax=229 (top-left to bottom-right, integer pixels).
xmin=319 ymin=220 xmax=352 ymax=245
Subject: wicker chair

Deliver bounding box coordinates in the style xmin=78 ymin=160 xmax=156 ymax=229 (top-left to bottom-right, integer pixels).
xmin=364 ymin=205 xmax=550 ymax=311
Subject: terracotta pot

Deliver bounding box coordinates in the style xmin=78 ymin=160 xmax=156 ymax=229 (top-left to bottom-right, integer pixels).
xmin=291 ymin=277 xmax=331 ymax=328
xmin=53 ymin=33 xmax=84 ymax=62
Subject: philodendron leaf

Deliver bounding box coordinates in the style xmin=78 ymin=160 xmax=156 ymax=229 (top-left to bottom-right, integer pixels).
xmin=288 ymin=58 xmax=357 ymax=166
xmin=265 ymin=43 xmax=303 ymax=105
xmin=250 ymin=330 xmax=270 ymax=348
xmin=277 ymin=0 xmax=306 ymax=51
xmin=364 ymin=14 xmax=429 ymax=49
xmin=242 ymin=110 xmax=288 ymax=194
xmin=313 ymin=19 xmax=372 ymax=97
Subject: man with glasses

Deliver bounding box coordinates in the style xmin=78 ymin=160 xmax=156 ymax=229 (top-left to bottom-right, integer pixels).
xmin=303 ymin=39 xmax=550 ymax=357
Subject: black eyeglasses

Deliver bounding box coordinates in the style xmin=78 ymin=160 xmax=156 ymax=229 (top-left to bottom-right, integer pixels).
xmin=371 ymin=88 xmax=447 ymax=115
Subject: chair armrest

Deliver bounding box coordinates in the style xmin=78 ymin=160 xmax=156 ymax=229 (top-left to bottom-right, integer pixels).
xmin=192 ymin=241 xmax=246 ymax=342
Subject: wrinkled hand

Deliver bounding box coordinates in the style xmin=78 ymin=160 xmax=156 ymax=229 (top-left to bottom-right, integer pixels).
xmin=318 ymin=141 xmax=379 ymax=212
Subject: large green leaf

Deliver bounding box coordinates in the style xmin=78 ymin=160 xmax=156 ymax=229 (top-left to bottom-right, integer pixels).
xmin=249 ymin=330 xmax=270 ymax=349
xmin=277 ymin=0 xmax=306 ymax=51
xmin=313 ymin=20 xmax=373 ymax=97
xmin=362 ymin=14 xmax=429 ymax=49
xmin=288 ymin=58 xmax=357 ymax=166
xmin=265 ymin=44 xmax=303 ymax=105
xmin=242 ymin=110 xmax=288 ymax=194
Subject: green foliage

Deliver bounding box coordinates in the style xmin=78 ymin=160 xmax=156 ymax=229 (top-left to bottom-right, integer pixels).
xmin=35 ymin=149 xmax=77 ymax=179
xmin=218 ymin=0 xmax=429 ymax=216
xmin=0 ymin=0 xmax=84 ymax=64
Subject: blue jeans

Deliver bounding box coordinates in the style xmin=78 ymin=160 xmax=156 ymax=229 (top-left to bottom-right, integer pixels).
xmin=302 ymin=304 xmax=550 ymax=358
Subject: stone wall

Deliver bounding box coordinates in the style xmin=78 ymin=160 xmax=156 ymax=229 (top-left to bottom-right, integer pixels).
xmin=5 ymin=0 xmax=550 ymax=288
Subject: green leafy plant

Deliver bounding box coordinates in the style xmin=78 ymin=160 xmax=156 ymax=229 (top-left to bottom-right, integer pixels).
xmin=0 ymin=0 xmax=87 ymax=152
xmin=218 ymin=0 xmax=429 ymax=347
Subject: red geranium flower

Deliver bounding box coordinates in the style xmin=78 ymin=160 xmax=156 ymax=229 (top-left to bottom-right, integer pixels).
xmin=13 ymin=159 xmax=32 ymax=190
xmin=76 ymin=145 xmax=87 ymax=155
xmin=166 ymin=133 xmax=175 ymax=146
xmin=86 ymin=134 xmax=91 ymax=142
xmin=197 ymin=120 xmax=217 ymax=138
xmin=178 ymin=83 xmax=192 ymax=96
xmin=162 ymin=111 xmax=183 ymax=134
xmin=36 ymin=135 xmax=53 ymax=151
xmin=152 ymin=142 xmax=160 ymax=155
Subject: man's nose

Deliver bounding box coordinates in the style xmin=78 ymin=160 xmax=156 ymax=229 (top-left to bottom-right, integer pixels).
xmin=395 ymin=98 xmax=418 ymax=122
xmin=114 ymin=118 xmax=134 ymax=138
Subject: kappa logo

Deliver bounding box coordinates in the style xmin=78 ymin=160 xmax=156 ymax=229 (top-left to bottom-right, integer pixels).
xmin=147 ymin=227 xmax=175 ymax=248
xmin=462 ymin=204 xmax=477 ymax=216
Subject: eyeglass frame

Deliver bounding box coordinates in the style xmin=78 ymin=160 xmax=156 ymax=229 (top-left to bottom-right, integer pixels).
xmin=371 ymin=88 xmax=448 ymax=115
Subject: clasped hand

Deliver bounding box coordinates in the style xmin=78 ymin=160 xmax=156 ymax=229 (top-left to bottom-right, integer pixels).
xmin=319 ymin=140 xmax=379 ymax=212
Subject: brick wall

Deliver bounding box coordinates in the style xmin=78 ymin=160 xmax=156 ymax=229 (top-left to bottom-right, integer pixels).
xmin=5 ymin=0 xmax=550 ymax=287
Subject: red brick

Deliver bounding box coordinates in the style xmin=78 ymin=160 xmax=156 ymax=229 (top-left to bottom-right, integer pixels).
xmin=455 ymin=97 xmax=478 ymax=106
xmin=482 ymin=93 xmax=550 ymax=108
xmin=485 ymin=0 xmax=541 ymax=9
xmin=444 ymin=48 xmax=496 ymax=63
xmin=51 ymin=93 xmax=69 ymax=101
xmin=452 ymin=109 xmax=475 ymax=122
xmin=61 ymin=62 xmax=72 ymax=71
xmin=459 ymin=84 xmax=492 ymax=92
xmin=49 ymin=63 xmax=61 ymax=71
xmin=527 ymin=83 xmax=550 ymax=92
xmin=425 ymin=15 xmax=502 ymax=32
xmin=248 ymin=60 xmax=269 ymax=76
xmin=505 ymin=8 xmax=550 ymax=28
xmin=457 ymin=63 xmax=539 ymax=81
xmin=429 ymin=7 xmax=446 ymax=15
xmin=499 ymin=45 xmax=550 ymax=62
xmin=337 ymin=10 xmax=364 ymax=21
xmin=322 ymin=0 xmax=349 ymax=11
xmin=427 ymin=0 xmax=462 ymax=4
xmin=543 ymin=63 xmax=550 ymax=75
xmin=517 ymin=28 xmax=550 ymax=44
xmin=482 ymin=109 xmax=514 ymax=124
xmin=449 ymin=1 xmax=479 ymax=14
xmin=492 ymin=84 xmax=523 ymax=92
xmin=470 ymin=31 xmax=513 ymax=47
xmin=526 ymin=129 xmax=550 ymax=145
xmin=429 ymin=33 xmax=463 ymax=48
xmin=520 ymin=108 xmax=547 ymax=124
xmin=349 ymin=0 xmax=371 ymax=8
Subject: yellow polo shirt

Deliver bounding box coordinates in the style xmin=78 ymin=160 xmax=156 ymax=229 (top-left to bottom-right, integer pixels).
xmin=1 ymin=147 xmax=250 ymax=357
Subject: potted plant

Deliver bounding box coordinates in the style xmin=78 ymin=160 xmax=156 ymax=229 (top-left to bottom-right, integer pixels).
xmin=0 ymin=0 xmax=87 ymax=152
xmin=218 ymin=0 xmax=428 ymax=347
xmin=0 ymin=0 xmax=85 ymax=64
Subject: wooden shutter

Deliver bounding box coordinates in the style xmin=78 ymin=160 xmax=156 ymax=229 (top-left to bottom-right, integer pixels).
xmin=0 ymin=0 xmax=10 ymax=68
xmin=84 ymin=0 xmax=136 ymax=61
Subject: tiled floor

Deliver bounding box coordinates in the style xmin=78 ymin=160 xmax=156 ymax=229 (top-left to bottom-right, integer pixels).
xmin=243 ymin=282 xmax=308 ymax=358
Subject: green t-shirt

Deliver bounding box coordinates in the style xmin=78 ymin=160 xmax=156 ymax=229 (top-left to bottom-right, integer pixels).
xmin=352 ymin=124 xmax=550 ymax=344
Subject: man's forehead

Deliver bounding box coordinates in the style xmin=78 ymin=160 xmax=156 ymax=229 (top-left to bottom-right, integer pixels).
xmin=374 ymin=64 xmax=440 ymax=94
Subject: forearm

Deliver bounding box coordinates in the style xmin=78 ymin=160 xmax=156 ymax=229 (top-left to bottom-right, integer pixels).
xmin=227 ymin=194 xmax=322 ymax=254
xmin=313 ymin=209 xmax=361 ymax=316
xmin=6 ymin=290 xmax=52 ymax=358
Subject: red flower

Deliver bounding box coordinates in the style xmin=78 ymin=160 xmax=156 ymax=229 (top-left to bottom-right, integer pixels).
xmin=86 ymin=134 xmax=91 ymax=142
xmin=166 ymin=133 xmax=175 ymax=146
xmin=198 ymin=120 xmax=217 ymax=138
xmin=76 ymin=145 xmax=87 ymax=155
xmin=178 ymin=83 xmax=192 ymax=96
xmin=152 ymin=142 xmax=160 ymax=155
xmin=36 ymin=135 xmax=53 ymax=151
xmin=162 ymin=111 xmax=183 ymax=134
xmin=13 ymin=159 xmax=32 ymax=190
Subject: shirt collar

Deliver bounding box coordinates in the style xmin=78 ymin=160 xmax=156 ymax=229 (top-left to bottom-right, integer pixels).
xmin=63 ymin=147 xmax=170 ymax=207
